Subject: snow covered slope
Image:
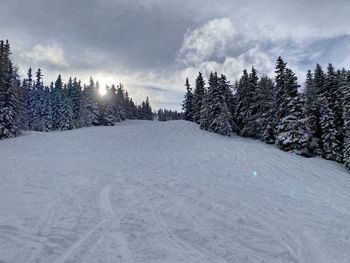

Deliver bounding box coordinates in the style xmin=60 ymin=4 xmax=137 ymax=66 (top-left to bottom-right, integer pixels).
xmin=1 ymin=120 xmax=350 ymax=263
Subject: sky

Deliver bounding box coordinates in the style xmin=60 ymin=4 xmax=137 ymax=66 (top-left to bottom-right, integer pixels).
xmin=1 ymin=0 xmax=350 ymax=110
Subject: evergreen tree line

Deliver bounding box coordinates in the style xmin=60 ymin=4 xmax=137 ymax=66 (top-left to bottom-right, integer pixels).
xmin=157 ymin=108 xmax=183 ymax=121
xmin=0 ymin=40 xmax=153 ymax=139
xmin=182 ymin=57 xmax=350 ymax=171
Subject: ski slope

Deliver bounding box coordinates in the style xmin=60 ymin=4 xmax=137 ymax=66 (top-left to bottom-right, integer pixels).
xmin=1 ymin=120 xmax=350 ymax=263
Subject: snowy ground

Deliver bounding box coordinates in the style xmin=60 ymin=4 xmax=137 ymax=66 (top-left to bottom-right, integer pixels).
xmin=1 ymin=120 xmax=350 ymax=263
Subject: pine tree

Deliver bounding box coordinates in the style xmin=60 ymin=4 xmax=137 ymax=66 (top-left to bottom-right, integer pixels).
xmin=42 ymin=86 xmax=53 ymax=131
xmin=115 ymin=85 xmax=126 ymax=121
xmin=335 ymin=69 xmax=348 ymax=152
xmin=199 ymin=72 xmax=213 ymax=130
xmin=303 ymin=70 xmax=319 ymax=154
xmin=304 ymin=70 xmax=315 ymax=113
xmin=60 ymin=95 xmax=73 ymax=130
xmin=125 ymin=91 xmax=136 ymax=119
xmin=144 ymin=97 xmax=153 ymax=120
xmin=66 ymin=77 xmax=74 ymax=99
xmin=201 ymin=73 xmax=232 ymax=135
xmin=192 ymin=72 xmax=205 ymax=124
xmin=312 ymin=64 xmax=325 ymax=155
xmin=199 ymin=91 xmax=210 ymax=130
xmin=110 ymin=84 xmax=121 ymax=122
xmin=51 ymin=75 xmax=65 ymax=130
xmin=128 ymin=98 xmax=138 ymax=119
xmin=105 ymin=86 xmax=116 ymax=125
xmin=323 ymin=64 xmax=337 ymax=110
xmin=136 ymin=104 xmax=143 ymax=119
xmin=79 ymin=84 xmax=91 ymax=127
xmin=275 ymin=57 xmax=287 ymax=123
xmin=319 ymin=97 xmax=341 ymax=161
xmin=70 ymin=78 xmax=82 ymax=128
xmin=221 ymin=74 xmax=236 ymax=132
xmin=30 ymin=69 xmax=47 ymax=131
xmin=27 ymin=68 xmax=37 ymax=129
xmin=182 ymin=78 xmax=194 ymax=121
xmin=275 ymin=64 xmax=310 ymax=155
xmin=200 ymin=72 xmax=217 ymax=130
xmin=319 ymin=64 xmax=343 ymax=162
xmin=82 ymin=77 xmax=100 ymax=126
xmin=0 ymin=40 xmax=20 ymax=139
xmin=234 ymin=69 xmax=250 ymax=133
xmin=17 ymin=68 xmax=32 ymax=131
xmin=342 ymin=71 xmax=350 ymax=170
xmin=210 ymin=74 xmax=233 ymax=135
xmin=209 ymin=101 xmax=232 ymax=136
xmin=157 ymin=108 xmax=164 ymax=121
xmin=97 ymin=85 xmax=115 ymax=126
xmin=240 ymin=67 xmax=260 ymax=138
xmin=258 ymin=76 xmax=276 ymax=143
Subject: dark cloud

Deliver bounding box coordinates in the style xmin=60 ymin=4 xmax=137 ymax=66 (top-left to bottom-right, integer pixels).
xmin=0 ymin=0 xmax=195 ymax=70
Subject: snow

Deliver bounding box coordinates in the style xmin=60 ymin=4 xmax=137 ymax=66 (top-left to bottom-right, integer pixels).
xmin=1 ymin=120 xmax=350 ymax=263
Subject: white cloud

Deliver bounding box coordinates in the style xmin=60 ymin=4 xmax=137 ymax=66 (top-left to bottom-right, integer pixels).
xmin=177 ymin=17 xmax=238 ymax=65
xmin=183 ymin=0 xmax=350 ymax=43
xmin=177 ymin=18 xmax=275 ymax=86
xmin=179 ymin=46 xmax=275 ymax=86
xmin=24 ymin=43 xmax=69 ymax=68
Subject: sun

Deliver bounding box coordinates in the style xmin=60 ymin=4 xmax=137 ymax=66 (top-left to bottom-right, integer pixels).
xmin=99 ymin=86 xmax=107 ymax=96
xmin=96 ymin=75 xmax=116 ymax=96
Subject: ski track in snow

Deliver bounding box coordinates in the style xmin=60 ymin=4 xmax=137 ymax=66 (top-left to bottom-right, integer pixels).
xmin=1 ymin=120 xmax=350 ymax=263
xmin=53 ymin=182 xmax=115 ymax=263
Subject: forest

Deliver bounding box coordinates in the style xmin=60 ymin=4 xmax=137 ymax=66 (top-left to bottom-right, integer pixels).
xmin=0 ymin=39 xmax=153 ymax=139
xmin=182 ymin=58 xmax=350 ymax=171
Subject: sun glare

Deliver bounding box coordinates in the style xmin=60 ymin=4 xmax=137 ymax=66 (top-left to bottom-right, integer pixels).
xmin=96 ymin=75 xmax=116 ymax=96
xmin=99 ymin=86 xmax=107 ymax=96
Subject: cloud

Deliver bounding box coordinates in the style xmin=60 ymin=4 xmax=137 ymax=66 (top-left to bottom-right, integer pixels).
xmin=2 ymin=0 xmax=350 ymax=110
xmin=188 ymin=0 xmax=350 ymax=43
xmin=179 ymin=47 xmax=274 ymax=86
xmin=177 ymin=18 xmax=238 ymax=65
xmin=177 ymin=18 xmax=275 ymax=84
xmin=144 ymin=86 xmax=171 ymax=92
xmin=23 ymin=43 xmax=69 ymax=69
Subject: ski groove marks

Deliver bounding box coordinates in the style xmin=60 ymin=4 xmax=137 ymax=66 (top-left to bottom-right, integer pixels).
xmin=53 ymin=182 xmax=115 ymax=263
xmin=148 ymin=199 xmax=227 ymax=263
xmin=100 ymin=183 xmax=115 ymax=217
xmin=52 ymin=218 xmax=106 ymax=263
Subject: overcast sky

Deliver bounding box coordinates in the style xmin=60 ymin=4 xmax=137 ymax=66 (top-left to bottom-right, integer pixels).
xmin=1 ymin=0 xmax=350 ymax=110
